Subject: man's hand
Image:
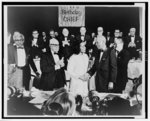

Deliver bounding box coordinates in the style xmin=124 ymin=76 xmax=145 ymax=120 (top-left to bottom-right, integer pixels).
xmin=128 ymin=42 xmax=136 ymax=48
xmin=108 ymin=82 xmax=114 ymax=90
xmin=58 ymin=57 xmax=65 ymax=67
xmin=62 ymin=40 xmax=70 ymax=47
xmin=42 ymin=48 xmax=46 ymax=53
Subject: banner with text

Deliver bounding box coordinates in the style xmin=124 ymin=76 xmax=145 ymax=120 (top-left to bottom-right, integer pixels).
xmin=59 ymin=6 xmax=85 ymax=27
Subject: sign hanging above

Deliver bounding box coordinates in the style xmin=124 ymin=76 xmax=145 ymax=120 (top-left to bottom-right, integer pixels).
xmin=59 ymin=6 xmax=85 ymax=27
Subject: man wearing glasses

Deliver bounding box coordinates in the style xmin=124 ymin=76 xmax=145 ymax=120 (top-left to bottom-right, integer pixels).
xmin=29 ymin=30 xmax=42 ymax=59
xmin=8 ymin=32 xmax=40 ymax=91
xmin=40 ymin=38 xmax=66 ymax=91
xmin=108 ymin=29 xmax=121 ymax=48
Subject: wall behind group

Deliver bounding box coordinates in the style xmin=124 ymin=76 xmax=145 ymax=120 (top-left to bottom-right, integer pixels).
xmin=8 ymin=6 xmax=139 ymax=42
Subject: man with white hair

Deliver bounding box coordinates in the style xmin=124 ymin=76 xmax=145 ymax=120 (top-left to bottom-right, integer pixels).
xmin=83 ymin=37 xmax=117 ymax=92
xmin=125 ymin=27 xmax=142 ymax=59
xmin=8 ymin=32 xmax=39 ymax=90
xmin=40 ymin=38 xmax=66 ymax=90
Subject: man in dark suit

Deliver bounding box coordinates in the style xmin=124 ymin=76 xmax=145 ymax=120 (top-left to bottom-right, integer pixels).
xmin=108 ymin=29 xmax=120 ymax=48
xmin=124 ymin=27 xmax=142 ymax=59
xmin=59 ymin=28 xmax=75 ymax=69
xmin=38 ymin=31 xmax=49 ymax=53
xmin=8 ymin=32 xmax=40 ymax=90
xmin=83 ymin=37 xmax=117 ymax=92
xmin=40 ymin=38 xmax=66 ymax=91
xmin=75 ymin=27 xmax=92 ymax=54
xmin=29 ymin=30 xmax=42 ymax=59
xmin=113 ymin=37 xmax=130 ymax=93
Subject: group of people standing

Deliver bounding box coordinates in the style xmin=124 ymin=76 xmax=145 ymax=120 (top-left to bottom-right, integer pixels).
xmin=7 ymin=26 xmax=142 ymax=98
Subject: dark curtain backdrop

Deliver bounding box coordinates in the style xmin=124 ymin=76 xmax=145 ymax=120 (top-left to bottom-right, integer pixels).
xmin=8 ymin=6 xmax=139 ymax=42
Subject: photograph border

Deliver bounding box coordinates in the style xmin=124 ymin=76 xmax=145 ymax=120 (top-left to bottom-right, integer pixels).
xmin=1 ymin=1 xmax=148 ymax=119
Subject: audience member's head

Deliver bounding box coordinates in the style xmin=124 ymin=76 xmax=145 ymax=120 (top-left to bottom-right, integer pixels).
xmin=55 ymin=31 xmax=59 ymax=37
xmin=130 ymin=27 xmax=136 ymax=37
xmin=32 ymin=30 xmax=39 ymax=39
xmin=97 ymin=27 xmax=103 ymax=36
xmin=49 ymin=29 xmax=55 ymax=38
xmin=42 ymin=31 xmax=46 ymax=37
xmin=49 ymin=38 xmax=59 ymax=53
xmin=107 ymin=32 xmax=110 ymax=36
xmin=80 ymin=27 xmax=86 ymax=36
xmin=115 ymin=37 xmax=124 ymax=52
xmin=114 ymin=29 xmax=120 ymax=38
xmin=62 ymin=28 xmax=69 ymax=37
xmin=13 ymin=31 xmax=20 ymax=40
xmin=42 ymin=88 xmax=75 ymax=115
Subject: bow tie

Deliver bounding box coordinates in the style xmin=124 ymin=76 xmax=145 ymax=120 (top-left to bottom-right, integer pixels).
xmin=54 ymin=52 xmax=58 ymax=55
xmin=17 ymin=46 xmax=24 ymax=49
xmin=81 ymin=35 xmax=85 ymax=37
xmin=100 ymin=50 xmax=104 ymax=52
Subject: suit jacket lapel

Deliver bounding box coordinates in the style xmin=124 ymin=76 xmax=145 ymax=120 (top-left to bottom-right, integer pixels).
xmin=14 ymin=46 xmax=18 ymax=65
xmin=48 ymin=50 xmax=55 ymax=65
xmin=99 ymin=50 xmax=107 ymax=66
xmin=24 ymin=46 xmax=28 ymax=65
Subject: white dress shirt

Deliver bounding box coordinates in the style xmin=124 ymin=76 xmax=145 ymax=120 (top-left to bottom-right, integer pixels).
xmin=131 ymin=36 xmax=135 ymax=43
xmin=99 ymin=51 xmax=104 ymax=62
xmin=17 ymin=47 xmax=26 ymax=67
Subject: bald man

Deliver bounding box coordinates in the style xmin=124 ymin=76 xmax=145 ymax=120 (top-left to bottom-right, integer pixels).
xmin=85 ymin=37 xmax=117 ymax=92
xmin=40 ymin=38 xmax=66 ymax=90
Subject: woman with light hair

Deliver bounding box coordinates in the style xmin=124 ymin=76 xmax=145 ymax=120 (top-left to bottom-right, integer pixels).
xmin=67 ymin=42 xmax=89 ymax=97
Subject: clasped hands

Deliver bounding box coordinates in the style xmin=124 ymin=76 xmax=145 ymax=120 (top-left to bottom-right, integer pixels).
xmin=56 ymin=57 xmax=65 ymax=68
xmin=128 ymin=42 xmax=136 ymax=47
xmin=79 ymin=73 xmax=91 ymax=81
xmin=62 ymin=40 xmax=70 ymax=47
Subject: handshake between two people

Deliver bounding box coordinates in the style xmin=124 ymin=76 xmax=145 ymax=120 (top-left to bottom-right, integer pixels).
xmin=78 ymin=73 xmax=114 ymax=90
xmin=79 ymin=73 xmax=91 ymax=81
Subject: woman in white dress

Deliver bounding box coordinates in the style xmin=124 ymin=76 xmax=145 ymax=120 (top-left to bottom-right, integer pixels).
xmin=67 ymin=42 xmax=89 ymax=97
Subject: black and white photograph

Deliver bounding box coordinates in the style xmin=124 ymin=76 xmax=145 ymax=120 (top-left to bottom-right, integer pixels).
xmin=1 ymin=1 xmax=148 ymax=119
